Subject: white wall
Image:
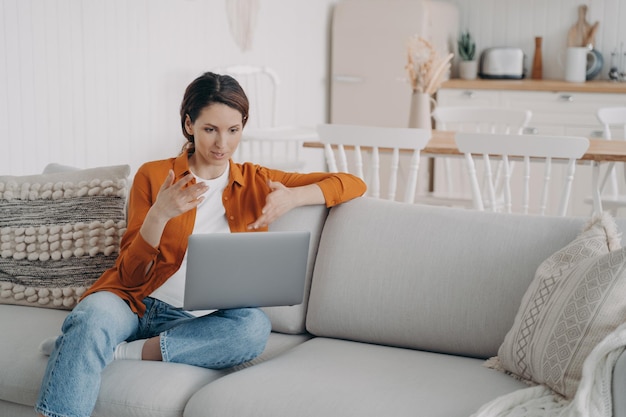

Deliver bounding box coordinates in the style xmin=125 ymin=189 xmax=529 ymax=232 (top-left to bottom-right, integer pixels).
xmin=447 ymin=0 xmax=626 ymax=80
xmin=3 ymin=0 xmax=626 ymax=177
xmin=0 ymin=0 xmax=335 ymax=175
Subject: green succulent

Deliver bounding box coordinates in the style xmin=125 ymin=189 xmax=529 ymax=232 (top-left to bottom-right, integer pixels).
xmin=458 ymin=31 xmax=476 ymax=61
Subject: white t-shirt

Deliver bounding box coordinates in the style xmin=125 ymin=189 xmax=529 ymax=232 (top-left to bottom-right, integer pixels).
xmin=149 ymin=166 xmax=230 ymax=308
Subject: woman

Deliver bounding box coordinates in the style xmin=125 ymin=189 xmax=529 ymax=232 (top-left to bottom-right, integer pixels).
xmin=35 ymin=72 xmax=366 ymax=417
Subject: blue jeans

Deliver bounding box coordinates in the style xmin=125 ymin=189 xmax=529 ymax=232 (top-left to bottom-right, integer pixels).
xmin=35 ymin=292 xmax=271 ymax=417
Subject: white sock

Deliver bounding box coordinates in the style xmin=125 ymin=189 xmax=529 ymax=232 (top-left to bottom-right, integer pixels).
xmin=113 ymin=339 xmax=146 ymax=360
xmin=39 ymin=336 xmax=59 ymax=356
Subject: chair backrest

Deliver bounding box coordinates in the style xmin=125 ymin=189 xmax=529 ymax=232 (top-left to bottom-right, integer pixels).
xmin=216 ymin=65 xmax=279 ymax=128
xmin=455 ymin=132 xmax=589 ymax=216
xmin=429 ymin=107 xmax=532 ymax=199
xmin=597 ymin=107 xmax=626 ymax=141
xmin=595 ymin=107 xmax=626 ymax=199
xmin=317 ymin=123 xmax=431 ymax=203
xmin=215 ymin=65 xmax=308 ymax=171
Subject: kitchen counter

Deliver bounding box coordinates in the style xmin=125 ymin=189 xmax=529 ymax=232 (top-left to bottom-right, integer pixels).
xmin=441 ymin=79 xmax=626 ymax=94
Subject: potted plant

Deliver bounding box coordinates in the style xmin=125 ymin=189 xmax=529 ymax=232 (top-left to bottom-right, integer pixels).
xmin=458 ymin=31 xmax=477 ymax=80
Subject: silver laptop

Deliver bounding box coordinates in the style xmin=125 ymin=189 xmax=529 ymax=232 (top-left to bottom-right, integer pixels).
xmin=183 ymin=231 xmax=310 ymax=311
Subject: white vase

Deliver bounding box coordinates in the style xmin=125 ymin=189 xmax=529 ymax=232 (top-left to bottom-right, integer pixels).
xmin=459 ymin=60 xmax=478 ymax=80
xmin=408 ymin=92 xmax=435 ymax=131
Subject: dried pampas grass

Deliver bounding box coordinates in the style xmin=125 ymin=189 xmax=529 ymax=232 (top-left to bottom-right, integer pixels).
xmin=406 ymin=35 xmax=454 ymax=95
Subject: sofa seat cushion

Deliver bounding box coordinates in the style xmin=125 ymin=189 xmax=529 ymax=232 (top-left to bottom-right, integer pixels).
xmin=0 ymin=304 xmax=225 ymax=417
xmin=93 ymin=333 xmax=312 ymax=417
xmin=0 ymin=400 xmax=35 ymax=417
xmin=228 ymin=332 xmax=313 ymax=373
xmin=93 ymin=361 xmax=225 ymax=417
xmin=184 ymin=337 xmax=528 ymax=417
xmin=0 ymin=303 xmax=311 ymax=417
xmin=0 ymin=304 xmax=68 ymax=406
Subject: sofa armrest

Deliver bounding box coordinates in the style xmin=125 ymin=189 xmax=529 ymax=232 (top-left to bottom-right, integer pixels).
xmin=613 ymin=349 xmax=626 ymax=417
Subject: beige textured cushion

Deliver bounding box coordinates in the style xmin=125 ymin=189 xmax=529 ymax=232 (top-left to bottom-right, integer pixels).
xmin=496 ymin=213 xmax=626 ymax=399
xmin=0 ymin=164 xmax=129 ymax=309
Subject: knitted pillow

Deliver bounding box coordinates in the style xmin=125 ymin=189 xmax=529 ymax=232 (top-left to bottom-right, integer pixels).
xmin=0 ymin=164 xmax=129 ymax=310
xmin=495 ymin=212 xmax=626 ymax=399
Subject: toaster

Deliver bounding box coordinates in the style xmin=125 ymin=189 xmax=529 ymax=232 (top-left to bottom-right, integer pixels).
xmin=479 ymin=47 xmax=525 ymax=79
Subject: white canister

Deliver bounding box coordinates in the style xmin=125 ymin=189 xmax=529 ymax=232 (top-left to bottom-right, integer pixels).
xmin=564 ymin=47 xmax=588 ymax=83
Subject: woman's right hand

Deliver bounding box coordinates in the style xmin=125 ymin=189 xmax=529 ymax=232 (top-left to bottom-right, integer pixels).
xmin=140 ymin=170 xmax=208 ymax=248
xmin=152 ymin=170 xmax=208 ymax=221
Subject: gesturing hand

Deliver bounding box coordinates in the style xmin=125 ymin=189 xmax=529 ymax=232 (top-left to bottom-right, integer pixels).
xmin=248 ymin=180 xmax=297 ymax=230
xmin=153 ymin=170 xmax=209 ymax=222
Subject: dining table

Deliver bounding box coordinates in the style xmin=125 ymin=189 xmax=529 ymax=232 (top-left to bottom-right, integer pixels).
xmin=303 ymin=129 xmax=626 ymax=215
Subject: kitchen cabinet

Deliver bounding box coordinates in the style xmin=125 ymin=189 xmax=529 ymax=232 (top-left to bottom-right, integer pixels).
xmin=435 ymin=89 xmax=500 ymax=108
xmin=437 ymin=80 xmax=626 ymax=137
xmin=502 ymin=92 xmax=626 ymax=137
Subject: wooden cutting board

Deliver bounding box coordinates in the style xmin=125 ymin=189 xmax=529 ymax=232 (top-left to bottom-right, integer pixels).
xmin=567 ymin=4 xmax=599 ymax=47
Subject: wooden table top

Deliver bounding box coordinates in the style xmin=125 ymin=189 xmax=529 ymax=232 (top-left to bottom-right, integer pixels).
xmin=304 ymin=130 xmax=626 ymax=163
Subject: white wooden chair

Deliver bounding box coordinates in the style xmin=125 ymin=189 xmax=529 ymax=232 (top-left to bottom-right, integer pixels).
xmin=456 ymin=132 xmax=589 ymax=216
xmin=215 ymin=65 xmax=315 ymax=171
xmin=588 ymin=107 xmax=626 ymax=214
xmin=316 ymin=124 xmax=431 ymax=203
xmin=428 ymin=107 xmax=532 ymax=207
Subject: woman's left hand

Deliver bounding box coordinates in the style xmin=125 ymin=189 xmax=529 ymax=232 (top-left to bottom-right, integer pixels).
xmin=248 ymin=180 xmax=296 ymax=230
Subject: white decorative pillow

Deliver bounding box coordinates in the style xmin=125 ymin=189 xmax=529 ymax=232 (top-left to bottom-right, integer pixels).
xmin=0 ymin=164 xmax=129 ymax=309
xmin=495 ymin=212 xmax=626 ymax=399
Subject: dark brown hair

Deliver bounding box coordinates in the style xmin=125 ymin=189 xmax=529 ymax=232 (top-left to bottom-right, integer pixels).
xmin=180 ymin=72 xmax=249 ymax=146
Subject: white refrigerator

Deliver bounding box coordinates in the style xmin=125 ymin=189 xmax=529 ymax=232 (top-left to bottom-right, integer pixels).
xmin=330 ymin=0 xmax=459 ymax=127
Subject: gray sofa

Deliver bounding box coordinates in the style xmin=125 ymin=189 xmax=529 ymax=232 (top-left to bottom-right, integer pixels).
xmin=2 ymin=197 xmax=626 ymax=417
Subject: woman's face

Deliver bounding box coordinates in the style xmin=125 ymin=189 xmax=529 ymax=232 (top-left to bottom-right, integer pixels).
xmin=185 ymin=103 xmax=244 ymax=178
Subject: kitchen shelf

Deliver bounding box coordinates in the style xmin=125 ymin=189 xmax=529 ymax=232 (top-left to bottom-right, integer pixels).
xmin=441 ymin=79 xmax=626 ymax=94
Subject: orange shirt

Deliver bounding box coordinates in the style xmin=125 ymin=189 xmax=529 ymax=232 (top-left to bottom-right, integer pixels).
xmin=82 ymin=153 xmax=366 ymax=316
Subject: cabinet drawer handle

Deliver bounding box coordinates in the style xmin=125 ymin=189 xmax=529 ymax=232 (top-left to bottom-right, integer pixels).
xmin=558 ymin=94 xmax=574 ymax=102
xmin=332 ymin=75 xmax=364 ymax=83
xmin=462 ymin=90 xmax=475 ymax=98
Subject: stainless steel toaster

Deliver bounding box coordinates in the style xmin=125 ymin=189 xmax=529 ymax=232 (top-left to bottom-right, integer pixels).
xmin=479 ymin=47 xmax=525 ymax=79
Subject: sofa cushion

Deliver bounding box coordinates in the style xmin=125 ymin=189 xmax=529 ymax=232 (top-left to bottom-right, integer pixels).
xmin=96 ymin=333 xmax=312 ymax=417
xmin=1 ymin=303 xmax=218 ymax=417
xmin=0 ymin=302 xmax=310 ymax=417
xmin=0 ymin=304 xmax=68 ymax=407
xmin=0 ymin=164 xmax=129 ymax=309
xmin=496 ymin=213 xmax=626 ymax=399
xmin=184 ymin=337 xmax=528 ymax=417
xmin=305 ymin=198 xmax=613 ymax=358
xmin=93 ymin=333 xmax=312 ymax=417
xmin=93 ymin=361 xmax=224 ymax=417
xmin=0 ymin=400 xmax=35 ymax=417
xmin=264 ymin=204 xmax=328 ymax=334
